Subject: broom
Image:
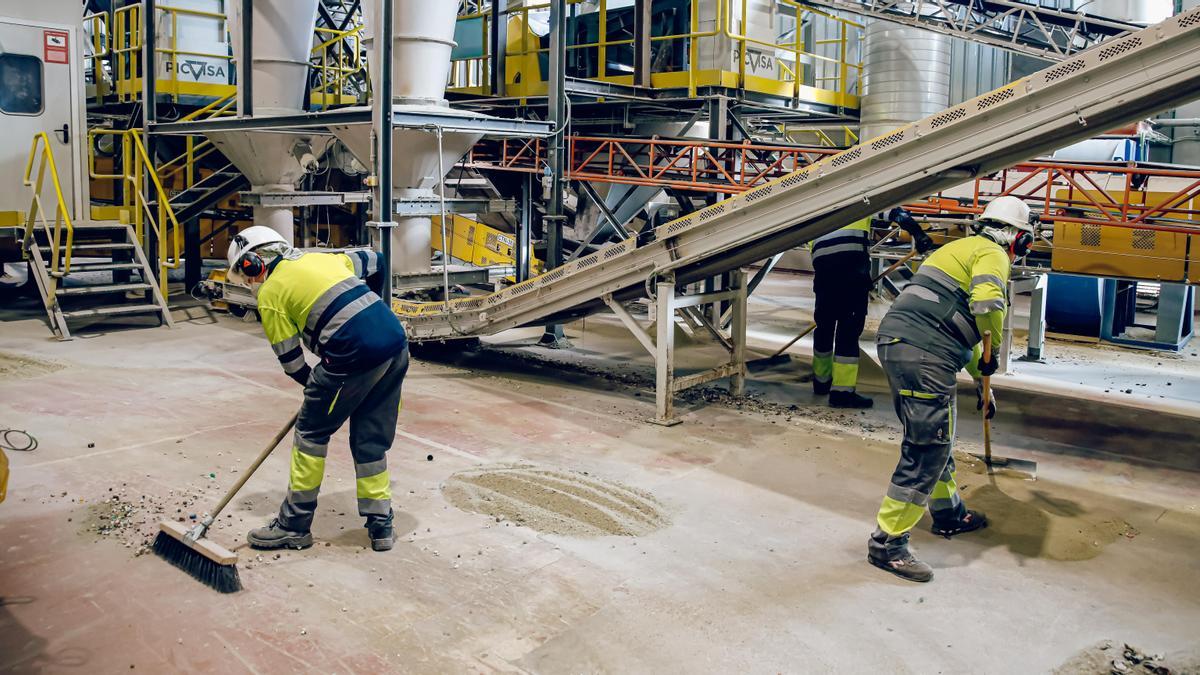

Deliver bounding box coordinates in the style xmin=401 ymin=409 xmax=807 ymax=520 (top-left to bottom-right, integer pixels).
xmin=152 ymin=412 xmax=298 ymax=593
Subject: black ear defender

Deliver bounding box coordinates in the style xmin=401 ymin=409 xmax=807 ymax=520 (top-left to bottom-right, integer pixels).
xmin=1011 ymin=231 xmax=1034 ymax=258
xmin=232 ymin=234 xmax=265 ymax=278
xmin=238 ymin=251 xmax=265 ymax=278
xmin=1012 ymin=211 xmax=1039 ymax=258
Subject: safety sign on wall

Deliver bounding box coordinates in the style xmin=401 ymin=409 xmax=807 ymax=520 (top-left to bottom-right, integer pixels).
xmin=44 ymin=30 xmax=69 ymax=64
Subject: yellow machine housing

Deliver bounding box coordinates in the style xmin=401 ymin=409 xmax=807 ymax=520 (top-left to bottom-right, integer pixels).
xmin=431 ymin=214 xmax=543 ymax=278
xmin=1050 ymin=189 xmax=1198 ymax=283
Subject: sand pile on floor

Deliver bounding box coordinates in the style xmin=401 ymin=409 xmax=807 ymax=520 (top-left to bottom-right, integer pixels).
xmin=952 ymin=452 xmax=1138 ymax=562
xmin=1054 ymin=640 xmax=1200 ymax=674
xmin=0 ymin=351 xmax=63 ymax=379
xmin=442 ymin=463 xmax=668 ymax=537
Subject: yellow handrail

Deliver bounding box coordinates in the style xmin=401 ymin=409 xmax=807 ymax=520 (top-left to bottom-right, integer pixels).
xmin=88 ymin=129 xmax=183 ymax=298
xmin=452 ymin=0 xmax=863 ymax=101
xmin=23 ymin=133 xmax=75 ymax=278
xmin=311 ymin=25 xmax=367 ymax=108
xmin=84 ymin=12 xmax=111 ymax=99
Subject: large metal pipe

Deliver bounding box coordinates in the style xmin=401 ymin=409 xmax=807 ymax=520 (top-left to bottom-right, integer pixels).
xmin=331 ymin=0 xmax=480 ymax=276
xmin=860 ymin=21 xmax=952 ymax=141
xmin=207 ymin=0 xmax=321 ymax=245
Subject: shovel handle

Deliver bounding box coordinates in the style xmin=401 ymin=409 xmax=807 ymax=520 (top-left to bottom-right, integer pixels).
xmin=981 ymin=331 xmax=993 ymax=465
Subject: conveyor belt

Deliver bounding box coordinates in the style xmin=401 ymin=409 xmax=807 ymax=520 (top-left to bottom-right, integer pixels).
xmin=397 ymin=8 xmax=1200 ymax=342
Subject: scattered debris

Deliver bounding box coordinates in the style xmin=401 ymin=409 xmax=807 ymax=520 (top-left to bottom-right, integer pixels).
xmin=1053 ymin=641 xmax=1197 ymax=674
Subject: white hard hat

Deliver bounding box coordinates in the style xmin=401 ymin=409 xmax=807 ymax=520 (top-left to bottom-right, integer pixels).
xmin=979 ymin=196 xmax=1033 ymax=233
xmin=226 ymin=225 xmax=287 ymax=273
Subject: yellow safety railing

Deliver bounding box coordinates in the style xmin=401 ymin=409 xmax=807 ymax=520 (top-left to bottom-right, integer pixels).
xmin=23 ymin=133 xmax=75 ymax=279
xmin=311 ymin=25 xmax=368 ymax=108
xmin=88 ymin=129 xmax=183 ymax=298
xmin=782 ymin=125 xmax=859 ymax=147
xmin=112 ymin=3 xmax=235 ymax=103
xmin=451 ymin=0 xmax=863 ymax=105
xmin=84 ymin=12 xmax=111 ymax=100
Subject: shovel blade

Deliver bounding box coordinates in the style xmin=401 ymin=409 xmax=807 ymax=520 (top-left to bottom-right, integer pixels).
xmin=968 ymin=452 xmax=1038 ymax=479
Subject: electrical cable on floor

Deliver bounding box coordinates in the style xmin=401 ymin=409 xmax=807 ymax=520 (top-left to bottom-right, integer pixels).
xmin=1 ymin=429 xmax=37 ymax=452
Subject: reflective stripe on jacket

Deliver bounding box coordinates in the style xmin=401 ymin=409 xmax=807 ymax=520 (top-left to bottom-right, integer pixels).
xmin=876 ymin=236 xmax=1009 ymax=369
xmin=809 ymin=217 xmax=871 ymax=264
xmin=257 ymin=250 xmax=406 ymax=377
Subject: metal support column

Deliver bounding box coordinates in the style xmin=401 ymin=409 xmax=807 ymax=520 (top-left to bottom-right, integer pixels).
xmin=633 ymin=0 xmax=652 ymax=88
xmin=489 ymin=0 xmax=507 ymax=97
xmin=184 ymin=219 xmax=201 ymax=291
xmin=373 ymin=0 xmax=396 ymax=301
xmin=540 ymin=0 xmax=569 ymax=347
xmin=142 ymin=0 xmax=159 ymax=298
xmin=240 ymin=0 xmax=253 ymax=118
xmin=653 ymin=275 xmax=680 ymax=426
xmin=729 ymin=269 xmax=748 ymax=396
xmin=517 ymin=173 xmax=533 ymax=282
xmin=641 ymin=269 xmax=748 ymax=425
xmin=1022 ymin=273 xmax=1047 ymax=362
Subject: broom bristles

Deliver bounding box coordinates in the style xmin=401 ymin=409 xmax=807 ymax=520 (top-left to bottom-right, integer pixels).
xmin=152 ymin=530 xmax=242 ymax=593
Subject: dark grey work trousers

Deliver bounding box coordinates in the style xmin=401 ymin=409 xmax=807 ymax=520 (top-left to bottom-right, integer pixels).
xmin=278 ymin=349 xmax=409 ymax=532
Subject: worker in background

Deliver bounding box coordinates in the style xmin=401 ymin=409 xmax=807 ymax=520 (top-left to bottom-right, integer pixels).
xmin=867 ymin=196 xmax=1035 ymax=582
xmin=226 ymin=226 xmax=409 ymax=553
xmin=809 ymin=209 xmax=934 ymax=408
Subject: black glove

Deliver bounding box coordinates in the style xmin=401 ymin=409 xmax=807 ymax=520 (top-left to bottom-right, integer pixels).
xmin=887 ymin=207 xmax=917 ymax=228
xmin=975 ymin=381 xmax=997 ymax=419
xmin=912 ymin=231 xmax=935 ymax=254
xmin=978 ymin=351 xmax=1000 ymax=377
xmin=288 ymin=363 xmax=312 ymax=387
xmin=888 ymin=207 xmax=934 ymax=253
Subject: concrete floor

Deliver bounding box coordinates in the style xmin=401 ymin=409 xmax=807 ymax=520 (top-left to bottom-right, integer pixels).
xmin=2 ymin=281 xmax=1200 ymax=673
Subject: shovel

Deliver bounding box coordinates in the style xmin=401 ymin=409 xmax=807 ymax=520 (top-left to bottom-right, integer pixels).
xmin=747 ymin=249 xmax=920 ymax=370
xmin=968 ymin=331 xmax=1038 ymax=479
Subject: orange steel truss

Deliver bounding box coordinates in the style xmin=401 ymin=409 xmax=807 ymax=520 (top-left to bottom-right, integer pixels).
xmin=909 ymin=161 xmax=1200 ymax=236
xmin=466 ymin=136 xmax=1200 ymax=235
xmin=466 ymin=136 xmax=838 ymax=194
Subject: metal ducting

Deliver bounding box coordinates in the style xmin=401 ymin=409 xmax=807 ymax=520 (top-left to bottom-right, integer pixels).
xmin=205 ymin=0 xmax=322 ymax=246
xmin=331 ymin=0 xmax=484 ymax=277
xmin=859 ymin=21 xmax=951 ymax=142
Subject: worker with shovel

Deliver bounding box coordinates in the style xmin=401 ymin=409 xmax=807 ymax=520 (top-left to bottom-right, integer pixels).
xmin=867 ymin=196 xmax=1035 ymax=582
xmin=809 ymin=209 xmax=934 ymax=408
xmin=227 ymin=226 xmax=409 ymax=553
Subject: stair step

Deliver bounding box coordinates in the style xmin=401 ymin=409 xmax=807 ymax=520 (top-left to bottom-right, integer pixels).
xmin=71 ymin=242 xmax=135 ymax=250
xmin=56 ymin=282 xmax=152 ymax=296
xmin=61 ymin=304 xmax=163 ymax=319
xmin=72 ymin=222 xmax=130 ymax=230
xmin=67 ymin=262 xmax=143 ymax=273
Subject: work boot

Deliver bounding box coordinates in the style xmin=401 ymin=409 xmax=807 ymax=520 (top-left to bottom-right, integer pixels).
xmin=247 ymin=518 xmax=313 ymax=550
xmin=867 ymin=529 xmax=933 ymax=582
xmin=830 ymin=390 xmax=873 ymax=408
xmin=931 ymin=509 xmax=989 ymax=539
xmin=368 ymin=523 xmax=394 ymax=552
xmin=367 ymin=511 xmax=395 ymax=552
xmin=813 ymin=380 xmax=831 ymax=396
xmin=868 ymin=549 xmax=934 ymax=583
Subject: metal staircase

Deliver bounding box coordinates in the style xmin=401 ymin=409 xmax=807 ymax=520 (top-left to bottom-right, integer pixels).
xmin=152 ymin=161 xmax=249 ymax=226
xmin=22 ymin=130 xmax=175 ymax=339
xmin=24 ymin=222 xmax=173 ymax=340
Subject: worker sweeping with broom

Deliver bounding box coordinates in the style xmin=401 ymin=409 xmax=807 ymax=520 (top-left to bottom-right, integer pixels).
xmin=229 ymin=226 xmax=410 ymax=553
xmin=154 ymin=226 xmax=409 ymax=592
xmin=867 ymin=196 xmax=1035 ymax=582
